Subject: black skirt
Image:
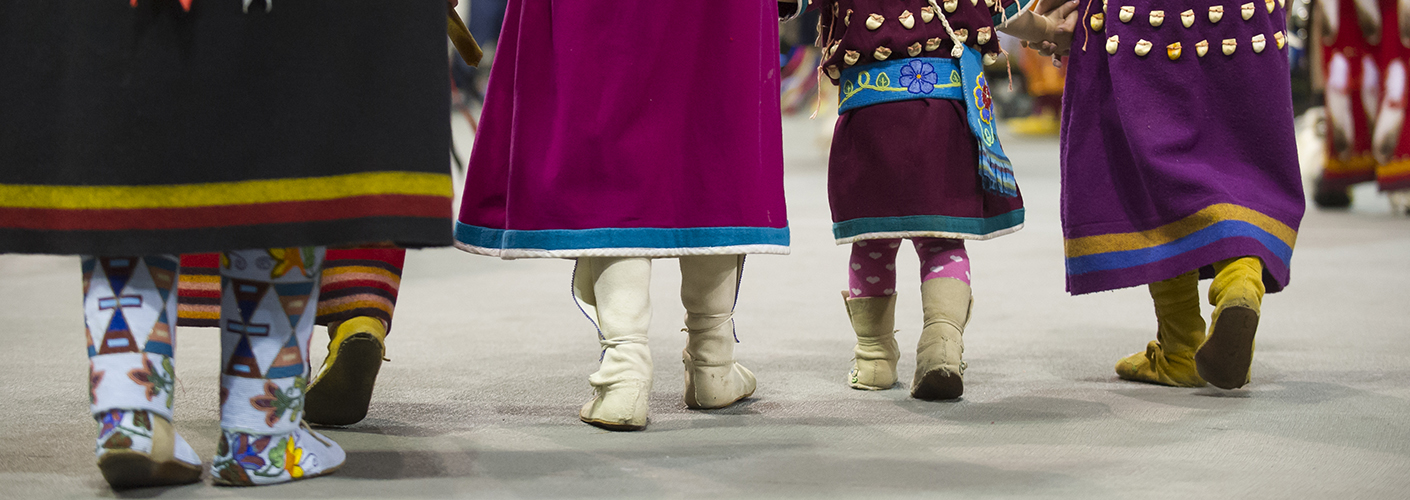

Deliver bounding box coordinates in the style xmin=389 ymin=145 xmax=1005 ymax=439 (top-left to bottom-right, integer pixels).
xmin=0 ymin=0 xmax=454 ymax=255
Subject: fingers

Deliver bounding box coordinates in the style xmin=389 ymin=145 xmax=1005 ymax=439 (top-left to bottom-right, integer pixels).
xmin=1036 ymin=40 xmax=1072 ymax=58
xmin=1052 ymin=0 xmax=1080 ymax=19
xmin=1056 ymin=12 xmax=1079 ymax=33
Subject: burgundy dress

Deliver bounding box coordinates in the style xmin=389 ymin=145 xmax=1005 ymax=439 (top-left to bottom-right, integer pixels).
xmin=817 ymin=0 xmax=1027 ymax=244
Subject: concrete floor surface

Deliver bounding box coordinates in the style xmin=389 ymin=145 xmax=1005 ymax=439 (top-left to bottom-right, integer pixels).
xmin=1 ymin=118 xmax=1408 ymax=499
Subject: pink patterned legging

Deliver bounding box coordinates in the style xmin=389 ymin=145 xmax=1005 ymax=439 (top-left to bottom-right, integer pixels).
xmin=848 ymin=238 xmax=970 ymax=298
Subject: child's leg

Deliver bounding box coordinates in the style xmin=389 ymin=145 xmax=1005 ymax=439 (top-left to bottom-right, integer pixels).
xmin=847 ymin=239 xmax=902 ymax=297
xmin=211 ymin=247 xmax=344 ymax=486
xmin=911 ymin=238 xmax=972 ymax=400
xmin=916 ymin=238 xmax=971 ymax=286
xmin=85 ymin=255 xmax=202 ymax=488
xmin=1195 ymin=256 xmax=1265 ymax=389
xmin=843 ymin=240 xmax=902 ymax=390
xmin=679 ymin=255 xmax=756 ymax=409
xmin=1115 ymin=271 xmax=1208 ymax=387
xmin=574 ymin=257 xmax=654 ymax=431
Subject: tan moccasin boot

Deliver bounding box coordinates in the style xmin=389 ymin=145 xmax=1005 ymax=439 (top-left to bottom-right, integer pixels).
xmin=911 ymin=278 xmax=971 ymax=400
xmin=844 ymin=292 xmax=899 ymax=390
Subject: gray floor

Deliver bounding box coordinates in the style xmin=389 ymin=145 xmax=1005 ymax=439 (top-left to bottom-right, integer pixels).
xmin=3 ymin=117 xmax=1409 ymax=499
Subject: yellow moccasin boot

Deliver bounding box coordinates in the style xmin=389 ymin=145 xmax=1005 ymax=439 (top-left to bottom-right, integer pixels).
xmin=304 ymin=316 xmax=388 ymax=426
xmin=1116 ymin=271 xmax=1208 ymax=387
xmin=1195 ymin=256 xmax=1264 ymax=389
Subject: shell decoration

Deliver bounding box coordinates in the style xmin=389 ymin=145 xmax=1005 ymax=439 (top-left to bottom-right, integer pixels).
xmin=866 ymin=13 xmax=884 ymax=30
xmin=1135 ymin=39 xmax=1153 ymax=56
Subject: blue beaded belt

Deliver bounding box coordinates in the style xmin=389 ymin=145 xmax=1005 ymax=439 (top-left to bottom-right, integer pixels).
xmin=837 ymin=47 xmax=1018 ymax=197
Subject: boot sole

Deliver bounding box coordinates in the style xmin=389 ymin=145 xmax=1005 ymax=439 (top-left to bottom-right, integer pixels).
xmin=97 ymin=450 xmax=202 ymax=489
xmin=212 ymin=464 xmax=343 ymax=487
xmin=305 ymin=334 xmax=383 ymax=426
xmin=848 ymin=381 xmax=894 ymax=391
xmin=1195 ymin=306 xmax=1259 ymax=390
xmin=911 ymin=369 xmax=963 ymax=401
xmin=579 ymin=416 xmax=647 ymax=432
xmin=684 ymin=386 xmax=756 ymax=410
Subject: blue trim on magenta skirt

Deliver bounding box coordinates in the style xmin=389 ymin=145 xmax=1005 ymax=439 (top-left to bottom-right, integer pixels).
xmin=456 ymin=222 xmax=790 ymax=251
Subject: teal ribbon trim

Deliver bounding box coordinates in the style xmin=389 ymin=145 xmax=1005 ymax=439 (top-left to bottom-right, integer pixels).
xmin=456 ymin=222 xmax=790 ymax=251
xmin=832 ymin=210 xmax=1026 ymax=241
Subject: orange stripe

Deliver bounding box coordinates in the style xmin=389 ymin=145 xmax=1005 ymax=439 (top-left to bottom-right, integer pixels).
xmin=321 ymin=268 xmax=402 ymax=286
xmin=317 ymin=297 xmax=395 ymax=316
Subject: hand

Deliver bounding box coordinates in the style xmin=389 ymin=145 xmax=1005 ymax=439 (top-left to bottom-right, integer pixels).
xmin=1043 ymin=0 xmax=1080 ymax=25
xmin=1025 ymin=41 xmax=1067 ymax=67
xmin=1044 ymin=1 xmax=1079 ymax=56
xmin=449 ymin=0 xmax=459 ymax=7
xmin=1019 ymin=3 xmax=1078 ymax=57
xmin=1004 ymin=0 xmax=1077 ymax=53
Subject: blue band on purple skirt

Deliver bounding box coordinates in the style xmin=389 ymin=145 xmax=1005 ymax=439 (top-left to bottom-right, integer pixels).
xmin=1064 ymin=220 xmax=1294 ymax=276
xmin=837 ymin=49 xmax=1018 ymax=197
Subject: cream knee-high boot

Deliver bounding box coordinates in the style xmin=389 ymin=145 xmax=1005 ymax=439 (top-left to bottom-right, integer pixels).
xmin=679 ymin=255 xmax=756 ymax=409
xmin=843 ymin=293 xmax=899 ymax=390
xmin=911 ymin=278 xmax=972 ymax=401
xmin=575 ymin=257 xmax=654 ymax=431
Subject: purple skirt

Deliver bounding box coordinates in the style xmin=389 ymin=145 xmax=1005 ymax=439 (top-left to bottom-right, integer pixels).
xmin=1060 ymin=0 xmax=1306 ymax=295
xmin=829 ymin=99 xmax=1026 ymax=243
xmin=455 ymin=0 xmax=788 ymax=258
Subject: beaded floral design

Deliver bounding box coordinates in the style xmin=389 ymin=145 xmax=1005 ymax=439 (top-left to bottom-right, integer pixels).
xmin=212 ymin=431 xmax=316 ymax=485
xmin=973 ymin=73 xmax=995 ymax=126
xmin=899 ymin=60 xmax=940 ymax=94
xmin=250 ymin=376 xmax=308 ymax=427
